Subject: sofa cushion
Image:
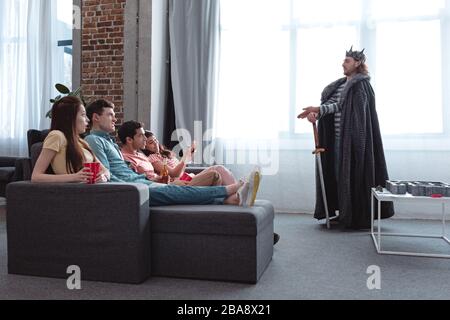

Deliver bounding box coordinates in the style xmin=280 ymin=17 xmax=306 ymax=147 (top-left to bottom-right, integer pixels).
xmin=150 ymin=200 xmax=274 ymax=236
xmin=0 ymin=167 xmax=15 ymax=182
xmin=27 ymin=129 xmax=50 ymax=157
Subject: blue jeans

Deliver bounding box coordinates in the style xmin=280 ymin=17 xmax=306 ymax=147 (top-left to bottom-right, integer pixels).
xmin=148 ymin=184 xmax=228 ymax=206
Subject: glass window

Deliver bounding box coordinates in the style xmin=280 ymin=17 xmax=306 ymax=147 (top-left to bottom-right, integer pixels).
xmin=372 ymin=0 xmax=445 ymax=19
xmin=217 ymin=0 xmax=448 ymax=144
xmin=217 ymin=0 xmax=290 ymax=139
xmin=375 ymin=20 xmax=442 ymax=134
xmin=293 ymin=0 xmax=361 ymax=24
xmin=296 ymin=26 xmax=359 ymax=134
xmin=56 ymin=0 xmax=73 ymax=88
xmin=57 ymin=0 xmax=74 ymax=25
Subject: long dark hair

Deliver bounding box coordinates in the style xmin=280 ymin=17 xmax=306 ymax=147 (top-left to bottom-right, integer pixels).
xmin=357 ymin=62 xmax=369 ymax=75
xmin=144 ymin=131 xmax=174 ymax=159
xmin=50 ymin=96 xmax=96 ymax=173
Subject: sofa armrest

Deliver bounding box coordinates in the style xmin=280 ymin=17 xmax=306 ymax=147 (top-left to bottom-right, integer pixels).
xmin=12 ymin=158 xmax=32 ymax=181
xmin=6 ymin=181 xmax=149 ymax=204
xmin=6 ymin=181 xmax=151 ymax=283
xmin=6 ymin=181 xmax=150 ymax=221
xmin=185 ymin=166 xmax=208 ymax=175
xmin=0 ymin=157 xmax=18 ymax=167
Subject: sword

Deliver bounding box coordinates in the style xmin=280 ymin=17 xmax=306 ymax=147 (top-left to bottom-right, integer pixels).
xmin=312 ymin=122 xmax=331 ymax=229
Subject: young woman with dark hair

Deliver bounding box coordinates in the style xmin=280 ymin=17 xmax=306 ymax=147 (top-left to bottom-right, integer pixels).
xmin=118 ymin=123 xmax=223 ymax=186
xmin=32 ymin=96 xmax=110 ymax=183
xmin=144 ymin=131 xmax=238 ymax=186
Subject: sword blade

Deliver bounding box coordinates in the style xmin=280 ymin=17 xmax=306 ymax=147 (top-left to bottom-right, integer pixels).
xmin=316 ymin=152 xmax=330 ymax=229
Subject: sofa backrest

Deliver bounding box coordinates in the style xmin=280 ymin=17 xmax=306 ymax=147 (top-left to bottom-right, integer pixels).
xmin=27 ymin=129 xmax=54 ymax=176
xmin=27 ymin=129 xmax=50 ymax=157
xmin=30 ymin=142 xmax=54 ymax=175
xmin=30 ymin=143 xmax=43 ymax=171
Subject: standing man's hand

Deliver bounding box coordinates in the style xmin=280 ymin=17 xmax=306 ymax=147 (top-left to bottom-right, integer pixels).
xmin=297 ymin=106 xmax=320 ymax=119
xmin=307 ymin=113 xmax=318 ymax=123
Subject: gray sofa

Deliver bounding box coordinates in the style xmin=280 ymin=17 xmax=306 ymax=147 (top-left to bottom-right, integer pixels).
xmin=0 ymin=157 xmax=25 ymax=197
xmin=0 ymin=157 xmax=16 ymax=197
xmin=6 ymin=140 xmax=274 ymax=284
xmin=7 ymin=182 xmax=151 ymax=284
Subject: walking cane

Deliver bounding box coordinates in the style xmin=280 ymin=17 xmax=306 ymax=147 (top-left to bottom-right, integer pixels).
xmin=312 ymin=122 xmax=331 ymax=229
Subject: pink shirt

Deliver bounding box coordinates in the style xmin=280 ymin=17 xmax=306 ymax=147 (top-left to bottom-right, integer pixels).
xmin=147 ymin=153 xmax=179 ymax=169
xmin=121 ymin=149 xmax=157 ymax=180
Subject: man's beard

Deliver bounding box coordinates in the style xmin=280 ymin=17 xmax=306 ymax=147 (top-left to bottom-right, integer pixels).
xmin=343 ymin=68 xmax=355 ymax=76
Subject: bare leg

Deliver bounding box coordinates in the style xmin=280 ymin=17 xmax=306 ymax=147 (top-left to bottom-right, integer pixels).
xmin=203 ymin=165 xmax=236 ymax=185
xmin=224 ymin=193 xmax=239 ymax=205
xmin=189 ymin=170 xmax=222 ymax=186
xmin=225 ymin=181 xmax=243 ymax=196
xmin=172 ymin=179 xmax=189 ymax=186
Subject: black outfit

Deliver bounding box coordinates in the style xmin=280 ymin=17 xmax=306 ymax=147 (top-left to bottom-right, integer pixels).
xmin=315 ymin=74 xmax=394 ymax=229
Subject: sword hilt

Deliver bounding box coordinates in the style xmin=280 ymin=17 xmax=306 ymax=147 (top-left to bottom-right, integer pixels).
xmin=312 ymin=123 xmax=326 ymax=154
xmin=312 ymin=148 xmax=325 ymax=155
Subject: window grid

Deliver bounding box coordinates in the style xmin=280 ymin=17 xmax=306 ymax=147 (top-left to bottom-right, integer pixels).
xmin=284 ymin=0 xmax=449 ymax=139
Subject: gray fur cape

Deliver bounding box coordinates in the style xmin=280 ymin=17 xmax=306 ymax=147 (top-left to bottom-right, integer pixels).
xmin=315 ymin=74 xmax=394 ymax=229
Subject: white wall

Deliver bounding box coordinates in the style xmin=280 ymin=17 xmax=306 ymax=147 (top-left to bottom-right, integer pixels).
xmin=226 ymin=149 xmax=450 ymax=220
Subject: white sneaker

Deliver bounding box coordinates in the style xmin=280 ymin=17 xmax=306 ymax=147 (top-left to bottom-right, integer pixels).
xmin=237 ymin=182 xmax=249 ymax=207
xmin=246 ymin=167 xmax=261 ymax=207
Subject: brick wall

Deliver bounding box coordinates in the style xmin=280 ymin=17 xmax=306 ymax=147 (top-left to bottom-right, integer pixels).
xmin=81 ymin=0 xmax=126 ymax=125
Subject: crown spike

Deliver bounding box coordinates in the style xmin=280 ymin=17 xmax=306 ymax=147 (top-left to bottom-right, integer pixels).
xmin=345 ymin=46 xmax=366 ymax=62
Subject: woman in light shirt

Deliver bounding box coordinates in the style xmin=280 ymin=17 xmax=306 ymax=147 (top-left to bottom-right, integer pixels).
xmin=32 ymin=96 xmax=110 ymax=183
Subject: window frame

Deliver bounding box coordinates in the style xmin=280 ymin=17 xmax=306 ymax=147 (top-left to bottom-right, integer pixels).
xmin=285 ymin=0 xmax=450 ymax=150
xmin=218 ymin=0 xmax=450 ymax=150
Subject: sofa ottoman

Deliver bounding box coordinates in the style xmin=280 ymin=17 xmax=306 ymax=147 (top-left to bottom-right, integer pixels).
xmin=150 ymin=200 xmax=274 ymax=283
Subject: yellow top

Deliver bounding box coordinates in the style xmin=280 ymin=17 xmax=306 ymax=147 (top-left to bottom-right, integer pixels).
xmin=43 ymin=130 xmax=97 ymax=174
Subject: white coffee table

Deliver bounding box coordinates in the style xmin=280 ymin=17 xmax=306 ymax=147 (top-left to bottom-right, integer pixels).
xmin=371 ymin=188 xmax=450 ymax=258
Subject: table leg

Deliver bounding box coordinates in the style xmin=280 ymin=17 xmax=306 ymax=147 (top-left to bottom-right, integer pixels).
xmin=442 ymin=202 xmax=446 ymax=238
xmin=378 ymin=198 xmax=381 ymax=250
xmin=371 ymin=192 xmax=374 ymax=234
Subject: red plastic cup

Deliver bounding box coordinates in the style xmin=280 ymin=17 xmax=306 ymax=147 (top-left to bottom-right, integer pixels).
xmin=83 ymin=162 xmax=100 ymax=184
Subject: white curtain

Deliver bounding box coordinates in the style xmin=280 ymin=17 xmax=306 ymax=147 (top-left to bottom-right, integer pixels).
xmin=215 ymin=0 xmax=450 ymax=217
xmin=151 ymin=0 xmax=170 ymax=141
xmin=168 ymin=0 xmax=220 ymax=160
xmin=0 ymin=0 xmax=68 ymax=157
